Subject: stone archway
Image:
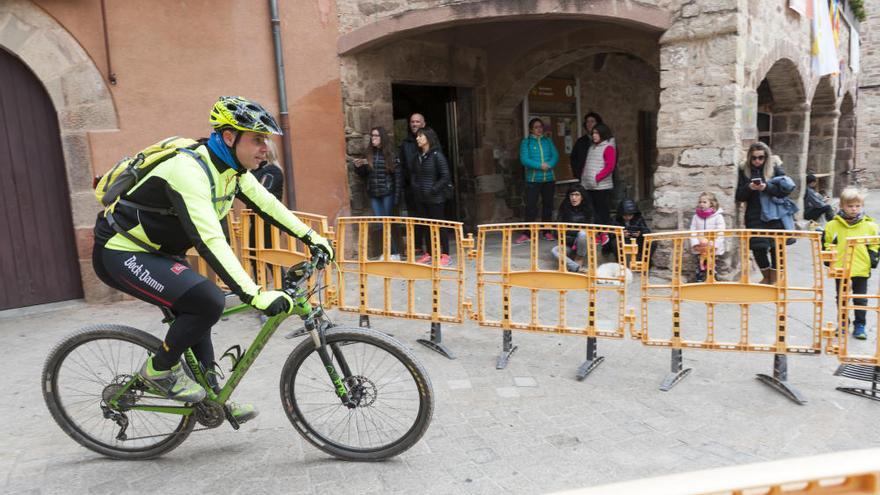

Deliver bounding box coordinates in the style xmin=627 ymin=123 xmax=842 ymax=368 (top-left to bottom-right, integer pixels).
xmin=757 ymin=58 xmax=808 ymax=195
xmin=0 ymin=1 xmax=118 ymax=303
xmin=835 ymin=93 xmax=856 ymax=196
xmin=806 ymin=76 xmax=838 ymax=195
xmin=338 ymin=0 xmax=672 ymax=56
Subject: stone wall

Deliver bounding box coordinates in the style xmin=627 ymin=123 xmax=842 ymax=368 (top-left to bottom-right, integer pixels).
xmin=857 ymin=0 xmax=880 ymax=188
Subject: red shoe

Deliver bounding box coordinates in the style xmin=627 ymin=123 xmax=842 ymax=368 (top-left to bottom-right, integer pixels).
xmin=543 ymin=232 xmax=556 ymax=241
xmin=439 ymin=254 xmax=451 ymax=266
xmin=416 ymin=253 xmax=432 ymax=264
xmin=514 ymin=234 xmax=530 ymax=245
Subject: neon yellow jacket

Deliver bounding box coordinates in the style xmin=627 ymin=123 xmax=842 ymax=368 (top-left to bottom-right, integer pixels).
xmin=823 ymin=214 xmax=880 ymax=278
xmin=97 ymin=144 xmax=311 ymax=303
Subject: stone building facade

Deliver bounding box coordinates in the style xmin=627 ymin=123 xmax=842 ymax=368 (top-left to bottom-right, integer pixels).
xmin=337 ymin=0 xmax=862 ymax=231
xmin=857 ymin=0 xmax=880 ymax=189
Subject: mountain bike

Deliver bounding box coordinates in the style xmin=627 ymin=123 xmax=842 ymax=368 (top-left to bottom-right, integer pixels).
xmin=42 ymin=253 xmax=434 ymax=461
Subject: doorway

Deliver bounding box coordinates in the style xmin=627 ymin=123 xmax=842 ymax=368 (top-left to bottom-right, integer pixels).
xmin=0 ymin=48 xmax=83 ymax=309
xmin=391 ymin=84 xmax=474 ymax=226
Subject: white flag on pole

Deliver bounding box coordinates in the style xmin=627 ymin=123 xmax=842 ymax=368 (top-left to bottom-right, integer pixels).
xmin=811 ymin=0 xmax=839 ymax=76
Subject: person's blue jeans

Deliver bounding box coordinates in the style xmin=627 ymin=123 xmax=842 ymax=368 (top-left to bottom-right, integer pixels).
xmin=370 ymin=195 xmax=398 ymax=255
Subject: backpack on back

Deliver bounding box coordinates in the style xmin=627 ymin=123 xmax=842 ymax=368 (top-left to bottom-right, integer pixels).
xmin=94 ymin=136 xmax=200 ymax=209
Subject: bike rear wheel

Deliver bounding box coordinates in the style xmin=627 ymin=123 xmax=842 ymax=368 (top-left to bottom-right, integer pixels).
xmin=280 ymin=326 xmax=434 ymax=461
xmin=42 ymin=325 xmax=195 ymax=459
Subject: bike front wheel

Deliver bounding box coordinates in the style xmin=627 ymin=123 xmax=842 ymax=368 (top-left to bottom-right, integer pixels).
xmin=42 ymin=325 xmax=196 ymax=459
xmin=280 ymin=326 xmax=434 ymax=461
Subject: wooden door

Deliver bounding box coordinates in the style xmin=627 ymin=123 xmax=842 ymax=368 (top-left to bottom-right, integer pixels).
xmin=0 ymin=48 xmax=82 ymax=309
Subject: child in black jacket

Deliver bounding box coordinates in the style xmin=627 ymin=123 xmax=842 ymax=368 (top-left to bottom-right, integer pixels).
xmin=604 ymin=199 xmax=653 ymax=262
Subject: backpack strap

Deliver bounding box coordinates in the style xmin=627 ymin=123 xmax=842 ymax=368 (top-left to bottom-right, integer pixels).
xmin=105 ymin=209 xmax=166 ymax=256
xmin=178 ymin=147 xmax=237 ymax=206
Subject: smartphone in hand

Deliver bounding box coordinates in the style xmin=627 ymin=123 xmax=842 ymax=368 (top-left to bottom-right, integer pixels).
xmin=750 ymin=177 xmax=763 ymax=185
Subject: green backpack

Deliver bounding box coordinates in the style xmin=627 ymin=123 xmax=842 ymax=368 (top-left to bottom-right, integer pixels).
xmin=93 ymin=136 xmax=234 ymax=254
xmin=94 ymin=136 xmax=201 ymax=208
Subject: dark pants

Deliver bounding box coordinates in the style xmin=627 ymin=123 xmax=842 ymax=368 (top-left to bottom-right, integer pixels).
xmin=804 ymin=204 xmax=834 ymax=222
xmin=587 ymin=189 xmax=613 ymax=225
xmin=418 ymin=201 xmax=449 ymax=256
xmin=524 ymin=181 xmax=555 ymax=223
xmin=836 ymin=277 xmax=869 ymax=326
xmin=753 ymin=247 xmax=776 ymax=270
xmin=405 ymin=188 xmax=427 ymax=253
xmin=93 ymin=244 xmax=225 ymax=372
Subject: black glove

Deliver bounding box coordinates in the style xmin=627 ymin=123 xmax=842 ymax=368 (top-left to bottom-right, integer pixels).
xmin=251 ymin=290 xmax=293 ymax=316
xmin=301 ymin=230 xmax=335 ymax=260
xmin=870 ymin=250 xmax=879 ymax=269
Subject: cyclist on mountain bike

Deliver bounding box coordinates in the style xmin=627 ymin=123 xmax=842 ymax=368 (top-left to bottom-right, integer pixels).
xmin=92 ymin=96 xmax=334 ymax=422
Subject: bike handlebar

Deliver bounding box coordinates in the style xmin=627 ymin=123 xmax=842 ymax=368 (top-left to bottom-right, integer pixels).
xmin=282 ymin=251 xmax=329 ymax=290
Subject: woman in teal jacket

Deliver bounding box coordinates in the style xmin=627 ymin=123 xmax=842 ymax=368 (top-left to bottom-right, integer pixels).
xmin=517 ymin=118 xmax=559 ymax=244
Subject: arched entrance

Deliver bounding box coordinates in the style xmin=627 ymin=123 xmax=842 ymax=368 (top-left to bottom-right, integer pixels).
xmin=338 ymin=3 xmax=670 ymax=227
xmin=806 ymin=76 xmax=838 ymax=196
xmin=0 ymin=48 xmax=81 ymax=309
xmin=756 ymin=58 xmax=808 ymax=193
xmin=0 ymin=2 xmax=118 ymax=306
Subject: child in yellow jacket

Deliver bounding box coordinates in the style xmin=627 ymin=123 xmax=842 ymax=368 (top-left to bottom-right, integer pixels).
xmin=823 ymin=188 xmax=880 ymax=340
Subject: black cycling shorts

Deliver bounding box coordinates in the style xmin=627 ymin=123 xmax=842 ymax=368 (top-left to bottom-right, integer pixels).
xmin=94 ymin=245 xmax=211 ymax=308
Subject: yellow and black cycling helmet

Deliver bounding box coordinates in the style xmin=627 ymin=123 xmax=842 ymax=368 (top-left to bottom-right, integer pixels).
xmin=210 ymin=96 xmax=282 ymax=135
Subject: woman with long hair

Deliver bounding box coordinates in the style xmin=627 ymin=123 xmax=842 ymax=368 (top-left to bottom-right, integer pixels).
xmin=354 ymin=126 xmax=402 ymax=259
xmin=735 ymin=142 xmax=793 ymax=284
xmin=410 ymin=127 xmax=452 ymax=266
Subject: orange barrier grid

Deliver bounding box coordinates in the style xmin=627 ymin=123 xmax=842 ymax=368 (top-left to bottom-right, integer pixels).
xmin=334 ymin=216 xmax=472 ymax=359
xmin=553 ymin=448 xmax=880 ymax=495
xmin=472 ymin=222 xmax=637 ymax=377
xmin=632 ymin=229 xmax=830 ymax=404
xmin=238 ymin=209 xmax=335 ymax=304
xmin=186 ymin=213 xmax=239 ymax=292
xmin=825 ymin=235 xmax=880 ymax=402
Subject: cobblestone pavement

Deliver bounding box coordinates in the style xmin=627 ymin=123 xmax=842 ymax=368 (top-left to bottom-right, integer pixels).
xmin=3 ymin=235 xmax=879 ymax=495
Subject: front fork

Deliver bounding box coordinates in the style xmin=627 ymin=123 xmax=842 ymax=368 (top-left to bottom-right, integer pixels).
xmin=308 ymin=318 xmax=357 ymax=408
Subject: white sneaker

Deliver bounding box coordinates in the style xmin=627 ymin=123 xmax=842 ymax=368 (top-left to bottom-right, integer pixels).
xmin=390 ymin=254 xmax=401 ymax=261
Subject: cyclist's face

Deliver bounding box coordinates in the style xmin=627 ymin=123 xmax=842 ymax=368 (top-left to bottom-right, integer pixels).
xmin=232 ymin=131 xmax=270 ymax=170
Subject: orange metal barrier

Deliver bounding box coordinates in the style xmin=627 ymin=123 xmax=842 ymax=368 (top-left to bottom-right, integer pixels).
xmin=238 ymin=209 xmax=335 ymax=302
xmin=554 ymin=448 xmax=880 ymax=495
xmin=472 ymin=222 xmax=636 ymax=376
xmin=825 ymin=235 xmax=880 ymax=402
xmin=633 ymin=229 xmax=831 ymax=403
xmin=333 ymin=216 xmax=472 ymax=358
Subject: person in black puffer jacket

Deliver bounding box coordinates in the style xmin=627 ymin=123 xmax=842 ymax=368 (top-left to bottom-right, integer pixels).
xmin=735 ymin=142 xmax=790 ymax=284
xmin=605 ymin=198 xmax=653 ymax=263
xmin=354 ymin=126 xmax=402 ymax=258
xmin=550 ymin=183 xmax=593 ymax=272
xmin=411 ymin=127 xmax=452 ymax=266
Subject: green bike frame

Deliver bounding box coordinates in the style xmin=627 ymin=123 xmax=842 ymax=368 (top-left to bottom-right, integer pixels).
xmin=106 ymin=283 xmax=350 ymax=417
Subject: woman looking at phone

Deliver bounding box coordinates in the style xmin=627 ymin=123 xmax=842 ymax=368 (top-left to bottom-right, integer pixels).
xmin=735 ymin=142 xmax=793 ymax=284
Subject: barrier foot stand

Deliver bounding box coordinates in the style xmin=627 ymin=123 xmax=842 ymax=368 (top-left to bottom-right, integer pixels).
xmin=659 ymin=349 xmax=692 ymax=391
xmin=756 ymin=354 xmax=807 ymax=405
xmin=359 ymin=315 xmax=370 ymax=328
xmin=576 ymin=336 xmax=605 ymax=380
xmin=496 ymin=329 xmax=518 ymax=370
xmin=417 ymin=322 xmax=455 ymax=360
xmin=834 ymin=364 xmax=880 ymax=402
